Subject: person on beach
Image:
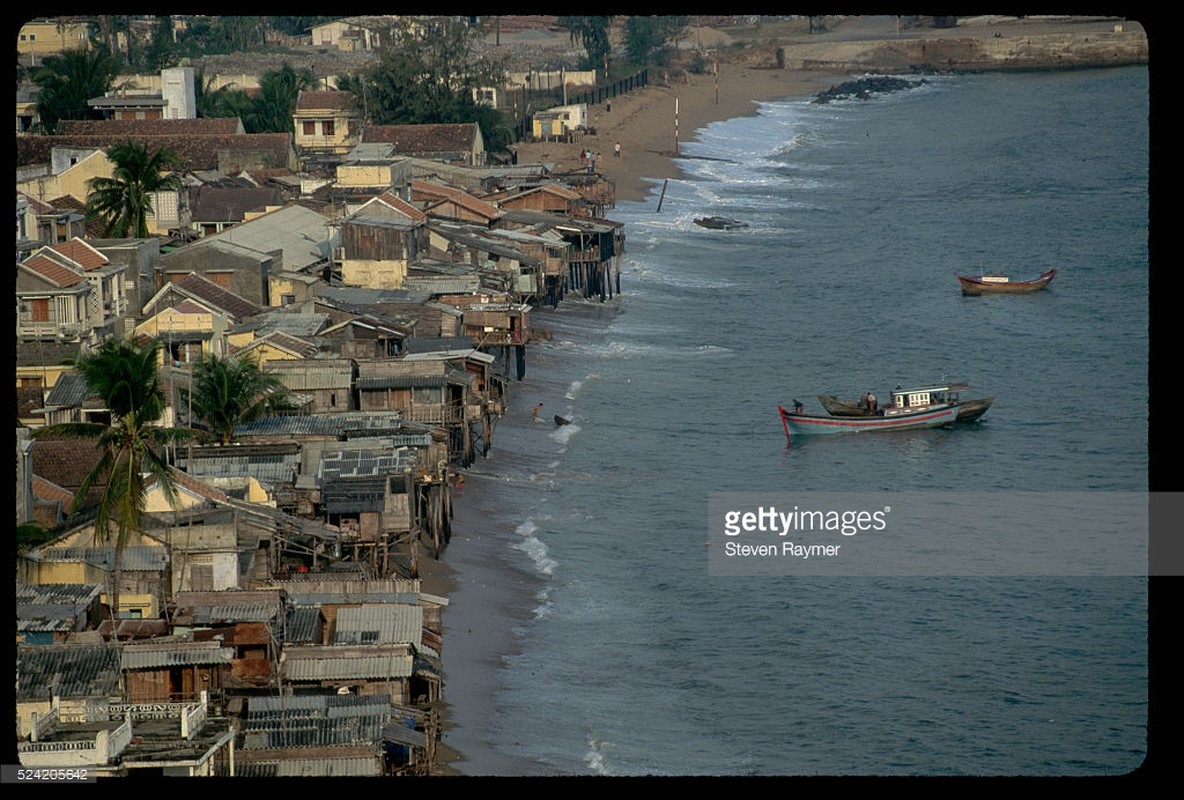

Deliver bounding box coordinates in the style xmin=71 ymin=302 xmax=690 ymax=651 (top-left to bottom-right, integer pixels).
xmin=614 ymin=141 xmax=621 ymax=157
xmin=532 ymin=402 xmax=544 ymax=420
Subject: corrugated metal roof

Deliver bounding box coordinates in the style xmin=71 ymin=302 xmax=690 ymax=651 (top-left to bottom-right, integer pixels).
xmin=272 ymin=578 xmax=420 ymax=593
xmin=382 ymin=720 xmax=428 ymax=748
xmin=282 ymin=645 xmax=413 ymax=680
xmin=185 ymin=204 xmax=336 ymax=272
xmin=317 ymin=285 xmax=433 ymax=307
xmin=251 ymin=313 xmax=331 ymax=338
xmin=345 ymin=212 xmax=418 ymax=231
xmin=321 ymin=448 xmax=418 ymax=479
xmin=248 ymin=693 xmax=391 ymax=715
xmin=121 ymin=641 xmax=235 ymax=669
xmin=18 ymin=617 xmax=77 ymax=632
xmin=16 ymin=583 xmax=103 ymax=605
xmin=232 ymin=411 xmax=413 ymax=438
xmin=17 ymin=643 xmax=122 ymax=699
xmin=403 ymin=276 xmax=482 ymax=294
xmin=284 ymin=654 xmax=413 ymax=680
xmin=399 ymin=349 xmax=496 ymax=364
xmin=42 ymin=372 xmax=93 ymax=407
xmin=174 ymin=602 xmax=280 ymax=624
xmin=333 ymin=605 xmax=423 ymax=647
xmin=357 ymin=374 xmax=447 ymax=390
xmin=241 ymin=716 xmax=389 ymax=749
xmin=38 ymin=546 xmax=168 ymax=571
xmin=285 ymin=591 xmax=422 ymax=605
xmin=285 ymin=606 xmax=323 ymax=644
xmin=185 ymin=453 xmax=298 ymax=481
xmin=237 ymin=758 xmax=380 ymax=777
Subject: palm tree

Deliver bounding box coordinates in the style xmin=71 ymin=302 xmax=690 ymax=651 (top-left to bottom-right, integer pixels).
xmin=32 ymin=337 xmax=191 ymax=621
xmin=86 ymin=140 xmax=183 ymax=238
xmin=247 ymin=64 xmax=315 ymax=133
xmin=32 ymin=47 xmax=119 ymax=133
xmin=184 ymin=352 xmax=297 ymax=444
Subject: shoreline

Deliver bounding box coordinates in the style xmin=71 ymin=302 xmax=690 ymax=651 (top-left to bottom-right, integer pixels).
xmin=513 ymin=62 xmax=843 ymax=205
xmin=427 ymin=300 xmax=623 ymax=777
xmin=510 ymin=15 xmax=1146 ymax=205
xmin=429 ymin=15 xmax=1149 ymax=776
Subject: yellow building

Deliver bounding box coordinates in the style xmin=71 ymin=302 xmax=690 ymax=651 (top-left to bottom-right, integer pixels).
xmin=17 ymin=18 xmax=91 ymax=58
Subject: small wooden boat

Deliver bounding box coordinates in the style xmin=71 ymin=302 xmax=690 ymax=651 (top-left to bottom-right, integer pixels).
xmin=957 ymin=268 xmax=1057 ymax=296
xmin=554 ymin=414 xmax=572 ymax=426
xmin=818 ymin=382 xmax=993 ymax=423
xmin=778 ymin=402 xmax=958 ymax=440
xmin=694 ymin=215 xmax=749 ymax=231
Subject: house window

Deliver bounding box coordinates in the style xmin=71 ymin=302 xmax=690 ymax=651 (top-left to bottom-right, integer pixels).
xmin=303 ymin=120 xmax=316 ymax=136
xmin=322 ymin=120 xmax=335 ymax=136
xmin=208 ymin=272 xmax=232 ymax=289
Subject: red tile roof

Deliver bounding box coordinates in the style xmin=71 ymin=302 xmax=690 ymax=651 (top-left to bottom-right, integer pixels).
xmin=50 ymin=239 xmax=109 ymax=271
xmin=296 ymin=90 xmax=359 ymax=111
xmin=411 ymin=179 xmax=502 ymax=221
xmin=166 ymin=273 xmax=263 ymax=321
xmin=17 ymin=133 xmax=293 ymax=173
xmin=371 ymin=192 xmax=428 ymax=223
xmin=56 ymin=118 xmax=244 ymax=136
xmin=362 ymin=123 xmax=479 ymax=153
xmin=31 ymin=436 xmax=107 ymax=500
xmin=21 ymin=254 xmax=86 ymax=288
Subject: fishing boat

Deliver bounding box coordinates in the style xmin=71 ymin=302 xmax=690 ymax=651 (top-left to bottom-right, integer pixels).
xmin=818 ymin=382 xmax=993 ymax=423
xmin=778 ymin=401 xmax=959 ymax=440
xmin=957 ymin=268 xmax=1057 ymax=296
xmin=694 ymin=215 xmax=749 ymax=231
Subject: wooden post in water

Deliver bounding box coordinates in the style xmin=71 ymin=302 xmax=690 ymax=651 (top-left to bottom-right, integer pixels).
xmin=657 ymin=179 xmax=669 ymax=212
xmin=675 ymin=97 xmax=679 ymax=156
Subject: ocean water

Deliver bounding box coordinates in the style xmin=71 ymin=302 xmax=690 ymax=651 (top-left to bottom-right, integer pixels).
xmin=448 ymin=66 xmax=1151 ymax=776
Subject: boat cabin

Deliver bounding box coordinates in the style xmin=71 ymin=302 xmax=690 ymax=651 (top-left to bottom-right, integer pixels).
xmin=888 ymin=383 xmax=967 ymax=411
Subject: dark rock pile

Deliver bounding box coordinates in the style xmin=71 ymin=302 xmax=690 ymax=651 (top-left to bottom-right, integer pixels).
xmin=813 ymin=76 xmax=927 ymax=104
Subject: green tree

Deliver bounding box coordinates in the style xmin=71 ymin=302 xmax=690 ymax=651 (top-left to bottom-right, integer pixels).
xmin=183 ymin=353 xmax=297 ymax=445
xmin=142 ymin=15 xmax=177 ymax=72
xmin=245 ymin=63 xmax=315 ymax=133
xmin=32 ymin=337 xmax=190 ymax=621
xmin=175 ymin=15 xmax=268 ymax=58
xmin=32 ymin=47 xmax=119 ymax=132
xmin=86 ymin=140 xmax=183 ymax=238
xmin=357 ymin=17 xmax=510 ymax=151
xmin=193 ymin=67 xmax=256 ymax=123
xmin=560 ymin=16 xmax=614 ymax=75
xmin=623 ymin=16 xmax=688 ymax=68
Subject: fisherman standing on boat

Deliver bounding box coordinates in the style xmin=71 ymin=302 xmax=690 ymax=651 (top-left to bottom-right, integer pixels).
xmin=863 ymin=392 xmax=878 ymax=414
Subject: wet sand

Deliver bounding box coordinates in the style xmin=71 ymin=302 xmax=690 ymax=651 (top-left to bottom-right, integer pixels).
xmin=513 ymin=60 xmax=843 ymax=205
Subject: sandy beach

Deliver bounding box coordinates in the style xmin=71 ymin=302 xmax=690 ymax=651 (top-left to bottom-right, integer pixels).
xmin=513 ymin=60 xmax=843 ymax=205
